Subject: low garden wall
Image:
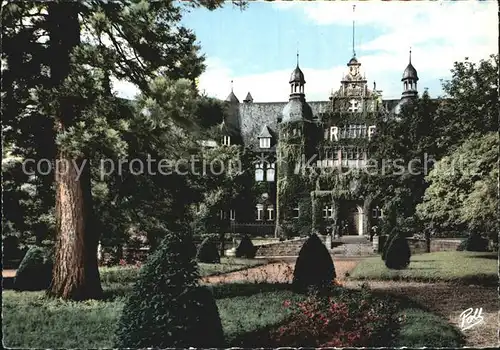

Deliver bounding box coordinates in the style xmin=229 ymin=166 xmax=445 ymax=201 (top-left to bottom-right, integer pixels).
xmin=254 ymin=237 xmax=309 ymax=257
xmin=406 ymin=237 xmax=463 ymax=254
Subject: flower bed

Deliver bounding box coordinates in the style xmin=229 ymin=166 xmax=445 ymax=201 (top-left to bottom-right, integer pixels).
xmin=230 ymin=285 xmax=399 ymax=347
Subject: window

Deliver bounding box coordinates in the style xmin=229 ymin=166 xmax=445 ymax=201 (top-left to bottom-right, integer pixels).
xmin=368 ymin=126 xmax=376 ymax=140
xmin=256 ymin=204 xmax=264 ymax=221
xmin=219 ymin=210 xmax=227 ymax=220
xmin=266 ymin=163 xmax=275 ymax=182
xmin=222 ymin=135 xmax=231 ymax=146
xmin=372 ymin=206 xmax=382 ymax=218
xmin=347 ymin=148 xmax=355 ymax=160
xmin=255 ymin=163 xmax=264 ymax=181
xmin=355 ymin=125 xmax=361 ymax=138
xmin=267 ymin=206 xmax=274 ymax=221
xmin=293 ymin=206 xmax=300 ymax=218
xmin=349 ymin=125 xmax=355 ymax=138
xmin=230 ymin=209 xmax=236 ymax=221
xmin=323 ymin=206 xmax=333 ymax=219
xmin=361 ymin=125 xmax=367 ymax=138
xmin=259 ymin=137 xmax=271 ymax=149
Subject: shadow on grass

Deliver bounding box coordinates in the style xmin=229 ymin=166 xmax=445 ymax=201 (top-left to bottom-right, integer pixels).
xmin=208 ymin=282 xmax=292 ymax=299
xmin=474 ymin=253 xmax=498 ymax=260
xmin=2 ymin=277 xmax=15 ymax=290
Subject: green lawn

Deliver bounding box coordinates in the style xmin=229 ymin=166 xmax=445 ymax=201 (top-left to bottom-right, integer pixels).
xmin=393 ymin=308 xmax=465 ymax=347
xmin=2 ymin=283 xmax=300 ymax=348
xmin=2 ymin=281 xmax=465 ymax=348
xmin=350 ymin=251 xmax=497 ymax=285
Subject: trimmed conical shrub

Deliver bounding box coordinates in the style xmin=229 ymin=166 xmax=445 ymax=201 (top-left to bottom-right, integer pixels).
xmin=292 ymin=233 xmax=336 ymax=293
xmin=14 ymin=246 xmax=53 ymax=291
xmin=196 ymin=237 xmax=221 ymax=263
xmin=235 ymin=235 xmax=256 ymax=258
xmin=381 ymin=233 xmax=398 ymax=261
xmin=385 ymin=235 xmax=411 ymax=270
xmin=114 ymin=230 xmax=225 ymax=348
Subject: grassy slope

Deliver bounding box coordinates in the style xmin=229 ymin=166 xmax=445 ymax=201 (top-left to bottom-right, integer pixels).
xmin=349 ymin=251 xmax=497 ymax=285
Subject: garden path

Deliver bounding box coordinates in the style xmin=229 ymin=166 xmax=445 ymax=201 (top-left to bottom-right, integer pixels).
xmin=201 ymin=257 xmax=361 ymax=284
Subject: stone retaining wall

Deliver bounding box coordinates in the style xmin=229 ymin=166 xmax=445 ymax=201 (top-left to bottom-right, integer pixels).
xmin=254 ymin=237 xmax=309 ymax=257
xmin=407 ymin=238 xmax=463 ymax=254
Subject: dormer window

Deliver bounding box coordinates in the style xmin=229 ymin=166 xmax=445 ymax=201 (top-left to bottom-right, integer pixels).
xmin=259 ymin=137 xmax=271 ymax=149
xmin=222 ymin=135 xmax=231 ymax=146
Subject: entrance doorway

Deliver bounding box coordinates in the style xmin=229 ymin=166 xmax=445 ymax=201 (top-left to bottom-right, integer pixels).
xmin=338 ymin=200 xmax=364 ymax=236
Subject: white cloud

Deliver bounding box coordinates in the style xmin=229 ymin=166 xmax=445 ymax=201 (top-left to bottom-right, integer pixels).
xmin=198 ymin=0 xmax=496 ymax=102
xmin=116 ymin=1 xmax=496 ymax=103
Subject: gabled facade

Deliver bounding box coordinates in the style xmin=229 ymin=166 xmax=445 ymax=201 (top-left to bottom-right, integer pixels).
xmin=215 ymin=51 xmax=419 ymax=238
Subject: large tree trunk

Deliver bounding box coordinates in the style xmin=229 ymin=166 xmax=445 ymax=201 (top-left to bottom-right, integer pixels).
xmin=46 ymin=2 xmax=102 ymax=300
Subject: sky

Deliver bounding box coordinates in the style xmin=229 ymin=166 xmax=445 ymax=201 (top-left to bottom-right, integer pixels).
xmin=114 ymin=0 xmax=498 ymax=102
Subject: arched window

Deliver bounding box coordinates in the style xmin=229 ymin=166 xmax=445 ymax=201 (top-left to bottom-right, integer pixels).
xmin=255 ymin=163 xmax=264 ymax=182
xmin=266 ymin=163 xmax=275 ymax=182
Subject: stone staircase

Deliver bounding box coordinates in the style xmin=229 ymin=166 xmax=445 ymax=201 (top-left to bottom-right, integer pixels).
xmin=331 ymin=236 xmax=374 ymax=257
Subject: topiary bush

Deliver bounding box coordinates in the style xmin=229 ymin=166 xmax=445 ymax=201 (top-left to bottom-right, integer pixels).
xmin=292 ymin=233 xmax=336 ymax=293
xmin=114 ymin=230 xmax=225 ymax=348
xmin=196 ymin=237 xmax=220 ymax=263
xmin=14 ymin=246 xmax=53 ymax=291
xmin=385 ymin=235 xmax=411 ymax=270
xmin=381 ymin=234 xmax=397 ymax=261
xmin=235 ymin=235 xmax=256 ymax=258
xmin=456 ymin=232 xmax=489 ymax=252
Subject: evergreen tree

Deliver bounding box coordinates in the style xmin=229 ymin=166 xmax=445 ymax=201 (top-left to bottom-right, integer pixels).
xmin=2 ymin=0 xmax=246 ymax=300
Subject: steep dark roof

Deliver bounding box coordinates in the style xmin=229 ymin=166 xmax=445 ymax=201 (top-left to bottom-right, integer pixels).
xmin=282 ymin=98 xmax=313 ymax=123
xmin=258 ymin=125 xmax=273 ymax=138
xmin=238 ymin=101 xmax=330 ymax=148
xmin=243 ymin=92 xmax=253 ymax=103
xmin=289 ymin=66 xmax=305 ymax=84
xmin=225 ymin=91 xmax=240 ymax=103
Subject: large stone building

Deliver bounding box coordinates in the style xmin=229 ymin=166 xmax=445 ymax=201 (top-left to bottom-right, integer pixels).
xmin=218 ymin=51 xmax=419 ymax=238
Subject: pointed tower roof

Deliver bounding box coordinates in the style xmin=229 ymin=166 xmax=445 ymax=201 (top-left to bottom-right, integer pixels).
xmin=289 ymin=51 xmax=305 ymax=84
xmin=258 ymin=125 xmax=272 ymax=138
xmin=243 ymin=92 xmax=253 ymax=103
xmin=225 ymin=80 xmax=239 ymax=103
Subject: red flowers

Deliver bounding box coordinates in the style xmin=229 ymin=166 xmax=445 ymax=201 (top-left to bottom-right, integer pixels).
xmin=273 ymin=294 xmax=396 ymax=347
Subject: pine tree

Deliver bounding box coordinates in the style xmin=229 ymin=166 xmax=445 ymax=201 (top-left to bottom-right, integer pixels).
xmin=2 ymin=0 xmax=246 ymax=300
